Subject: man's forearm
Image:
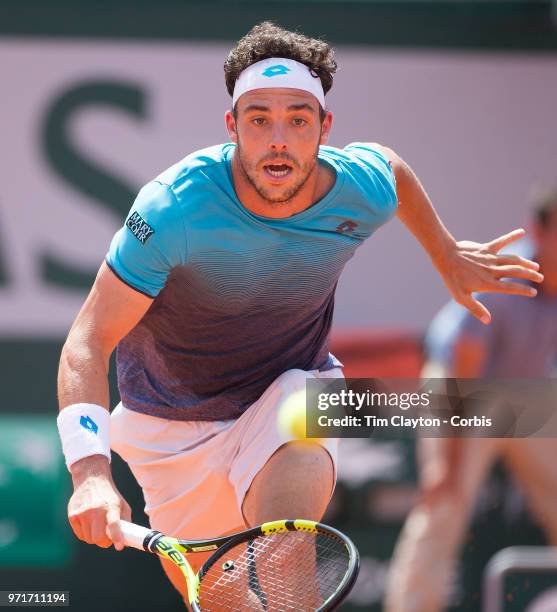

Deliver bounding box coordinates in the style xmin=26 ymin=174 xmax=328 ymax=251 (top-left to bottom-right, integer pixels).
xmin=375 ymin=145 xmax=542 ymax=324
xmin=58 ymin=337 xmax=112 ymax=478
xmin=58 ymin=338 xmax=111 ymax=410
xmin=391 ymin=155 xmax=456 ymax=273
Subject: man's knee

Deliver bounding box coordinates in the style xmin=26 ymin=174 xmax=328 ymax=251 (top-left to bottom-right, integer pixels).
xmin=243 ymin=441 xmax=334 ymax=525
xmin=278 ymin=440 xmax=334 ymax=483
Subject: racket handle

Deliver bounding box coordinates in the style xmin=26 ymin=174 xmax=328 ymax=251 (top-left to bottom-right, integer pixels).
xmin=120 ymin=520 xmax=153 ymax=551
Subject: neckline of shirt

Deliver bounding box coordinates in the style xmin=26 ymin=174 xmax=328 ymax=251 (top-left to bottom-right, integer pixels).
xmin=223 ymin=143 xmax=345 ymax=226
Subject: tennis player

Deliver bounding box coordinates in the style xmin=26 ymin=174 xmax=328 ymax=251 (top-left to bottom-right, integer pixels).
xmin=56 ymin=22 xmax=543 ymax=605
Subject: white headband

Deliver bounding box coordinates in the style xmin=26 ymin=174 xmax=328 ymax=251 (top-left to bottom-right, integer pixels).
xmin=232 ymin=57 xmax=325 ymax=109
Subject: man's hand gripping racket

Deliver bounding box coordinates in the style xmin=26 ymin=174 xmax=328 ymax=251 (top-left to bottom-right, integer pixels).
xmin=120 ymin=519 xmax=359 ymax=611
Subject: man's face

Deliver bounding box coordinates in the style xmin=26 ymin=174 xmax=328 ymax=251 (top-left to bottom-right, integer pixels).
xmin=534 ymin=205 xmax=557 ymax=271
xmin=225 ymin=88 xmax=332 ymax=204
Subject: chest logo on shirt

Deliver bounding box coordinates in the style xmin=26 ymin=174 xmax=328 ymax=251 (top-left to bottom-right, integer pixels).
xmin=262 ymin=64 xmax=291 ymax=78
xmin=126 ymin=211 xmax=155 ymax=244
xmin=336 ymin=220 xmax=358 ymax=234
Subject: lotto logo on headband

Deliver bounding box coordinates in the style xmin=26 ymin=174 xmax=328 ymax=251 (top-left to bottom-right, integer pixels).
xmin=262 ymin=65 xmax=291 ymax=78
xmin=232 ymin=57 xmax=325 ymax=108
xmin=80 ymin=415 xmax=99 ymax=435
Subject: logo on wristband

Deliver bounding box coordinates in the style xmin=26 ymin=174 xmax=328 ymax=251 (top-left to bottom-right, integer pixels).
xmin=80 ymin=415 xmax=99 ymax=435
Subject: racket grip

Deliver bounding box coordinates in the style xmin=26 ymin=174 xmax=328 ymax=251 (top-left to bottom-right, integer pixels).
xmin=120 ymin=520 xmax=153 ymax=551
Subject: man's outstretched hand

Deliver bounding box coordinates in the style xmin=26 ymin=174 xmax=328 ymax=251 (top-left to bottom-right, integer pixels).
xmin=437 ymin=228 xmax=544 ymax=324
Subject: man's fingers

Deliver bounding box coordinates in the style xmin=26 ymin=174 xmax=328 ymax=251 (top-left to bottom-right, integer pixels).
xmin=68 ymin=513 xmax=84 ymax=541
xmin=121 ymin=500 xmax=132 ymax=522
xmin=69 ymin=510 xmax=95 ymax=544
xmin=69 ymin=509 xmax=124 ymax=549
xmin=106 ymin=506 xmax=125 ymax=551
xmin=79 ymin=519 xmax=94 ymax=545
xmin=73 ymin=509 xmax=110 ymax=546
xmin=487 ymin=228 xmax=526 ymax=252
xmin=488 ymin=281 xmax=538 ymax=297
xmin=91 ymin=528 xmax=113 ymax=548
xmin=496 ymin=254 xmax=540 ymax=271
xmin=90 ymin=512 xmax=113 ymax=548
xmin=67 ymin=478 xmax=130 ymax=550
xmin=458 ymin=294 xmax=491 ymax=325
xmin=493 ymin=265 xmax=544 ymax=283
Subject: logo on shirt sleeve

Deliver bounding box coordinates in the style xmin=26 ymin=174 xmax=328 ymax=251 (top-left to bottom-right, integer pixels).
xmin=126 ymin=211 xmax=155 ymax=244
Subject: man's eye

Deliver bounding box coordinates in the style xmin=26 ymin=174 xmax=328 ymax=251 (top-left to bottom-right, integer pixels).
xmin=292 ymin=118 xmax=307 ymax=126
xmin=252 ymin=117 xmax=266 ymax=126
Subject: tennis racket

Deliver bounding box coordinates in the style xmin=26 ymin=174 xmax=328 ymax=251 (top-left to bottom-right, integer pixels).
xmin=121 ymin=518 xmax=359 ymax=611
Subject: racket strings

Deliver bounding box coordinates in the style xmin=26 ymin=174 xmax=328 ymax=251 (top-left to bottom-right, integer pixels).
xmin=198 ymin=530 xmax=349 ymax=611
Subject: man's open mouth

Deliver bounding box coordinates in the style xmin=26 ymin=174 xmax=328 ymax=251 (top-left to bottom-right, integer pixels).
xmin=263 ymin=163 xmax=293 ymax=178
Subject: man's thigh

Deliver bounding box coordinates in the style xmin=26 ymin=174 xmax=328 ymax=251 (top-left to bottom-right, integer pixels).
xmin=229 ymin=367 xmax=342 ymax=526
xmin=242 ymin=440 xmax=335 ymax=526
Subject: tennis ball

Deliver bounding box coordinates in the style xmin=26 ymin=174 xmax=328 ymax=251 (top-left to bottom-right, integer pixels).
xmin=277 ymin=389 xmax=322 ymax=442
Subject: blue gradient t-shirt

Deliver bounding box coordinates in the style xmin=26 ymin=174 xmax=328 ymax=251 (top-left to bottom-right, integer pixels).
xmin=106 ymin=143 xmax=397 ymax=420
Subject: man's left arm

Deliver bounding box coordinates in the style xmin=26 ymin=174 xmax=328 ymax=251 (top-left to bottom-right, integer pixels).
xmin=374 ymin=144 xmax=543 ymax=324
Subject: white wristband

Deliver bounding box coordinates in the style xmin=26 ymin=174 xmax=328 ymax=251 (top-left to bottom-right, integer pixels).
xmin=57 ymin=403 xmax=111 ymax=471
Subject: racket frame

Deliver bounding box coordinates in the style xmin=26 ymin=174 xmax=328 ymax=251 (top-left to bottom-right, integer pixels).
xmin=123 ymin=518 xmax=360 ymax=611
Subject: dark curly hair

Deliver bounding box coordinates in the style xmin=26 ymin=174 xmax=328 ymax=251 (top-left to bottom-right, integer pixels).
xmin=224 ymin=22 xmax=337 ymax=108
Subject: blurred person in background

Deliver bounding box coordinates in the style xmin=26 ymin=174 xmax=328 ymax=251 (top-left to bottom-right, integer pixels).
xmin=384 ymin=188 xmax=557 ymax=612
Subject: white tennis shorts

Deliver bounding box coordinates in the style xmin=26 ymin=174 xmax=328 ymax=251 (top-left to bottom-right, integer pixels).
xmin=111 ymin=367 xmax=342 ymax=541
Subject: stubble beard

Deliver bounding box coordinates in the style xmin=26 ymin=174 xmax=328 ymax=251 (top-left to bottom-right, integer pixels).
xmin=236 ymin=137 xmax=320 ymax=206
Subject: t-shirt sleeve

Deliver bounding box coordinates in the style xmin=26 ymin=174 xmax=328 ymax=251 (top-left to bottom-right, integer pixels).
xmin=106 ymin=180 xmax=187 ymax=297
xmin=343 ymin=142 xmax=398 ymax=214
